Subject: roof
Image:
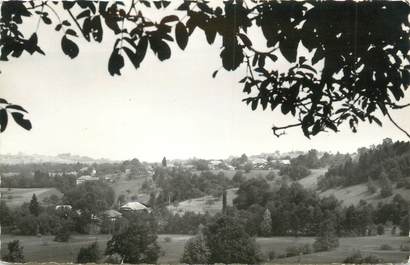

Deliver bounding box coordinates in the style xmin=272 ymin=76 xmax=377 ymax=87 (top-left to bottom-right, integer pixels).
xmin=103 ymin=209 xmax=122 ymax=218
xmin=120 ymin=201 xmax=149 ymax=211
xmin=77 ymin=175 xmax=99 ymax=181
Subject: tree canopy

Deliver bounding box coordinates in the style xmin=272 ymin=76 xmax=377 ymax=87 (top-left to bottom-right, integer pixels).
xmin=0 ymin=1 xmax=409 ymax=137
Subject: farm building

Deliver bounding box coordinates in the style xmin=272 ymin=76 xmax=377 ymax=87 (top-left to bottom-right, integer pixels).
xmin=76 ymin=175 xmax=99 ymax=185
xmin=120 ymin=201 xmax=150 ymax=212
xmin=103 ymin=209 xmax=122 ymax=221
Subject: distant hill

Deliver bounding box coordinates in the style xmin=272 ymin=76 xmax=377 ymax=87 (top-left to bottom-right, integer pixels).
xmin=0 ymin=153 xmax=116 ymax=164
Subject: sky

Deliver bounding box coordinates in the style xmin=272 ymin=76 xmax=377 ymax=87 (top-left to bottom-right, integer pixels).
xmin=0 ymin=3 xmax=409 ymax=162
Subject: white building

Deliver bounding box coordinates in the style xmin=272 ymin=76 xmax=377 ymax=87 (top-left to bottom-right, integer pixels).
xmin=120 ymin=201 xmax=150 ymax=212
xmin=76 ymin=175 xmax=99 ymax=185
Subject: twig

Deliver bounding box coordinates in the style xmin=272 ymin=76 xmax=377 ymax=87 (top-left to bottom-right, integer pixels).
xmin=386 ymin=111 xmax=410 ymax=138
xmin=67 ymin=9 xmax=88 ymax=40
xmin=272 ymin=122 xmax=301 ymax=137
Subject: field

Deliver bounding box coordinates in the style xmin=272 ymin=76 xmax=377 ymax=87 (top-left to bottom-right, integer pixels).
xmin=1 ymin=234 xmax=408 ymax=263
xmin=0 ymin=188 xmax=63 ymax=208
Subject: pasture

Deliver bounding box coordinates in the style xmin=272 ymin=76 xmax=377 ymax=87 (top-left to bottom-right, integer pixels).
xmin=0 ymin=188 xmax=62 ymax=208
xmin=1 ymin=234 xmax=408 ymax=263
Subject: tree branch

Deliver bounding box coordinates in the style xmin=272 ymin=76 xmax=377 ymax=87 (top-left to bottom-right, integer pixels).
xmin=386 ymin=111 xmax=410 ymax=138
xmin=67 ymin=9 xmax=88 ymax=40
xmin=272 ymin=122 xmax=302 ymax=137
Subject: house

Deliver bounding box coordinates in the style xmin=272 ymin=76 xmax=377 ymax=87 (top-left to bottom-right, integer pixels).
xmin=120 ymin=201 xmax=150 ymax=212
xmin=103 ymin=209 xmax=122 ymax=221
xmin=55 ymin=204 xmax=72 ymax=210
xmin=76 ymin=175 xmax=99 ymax=185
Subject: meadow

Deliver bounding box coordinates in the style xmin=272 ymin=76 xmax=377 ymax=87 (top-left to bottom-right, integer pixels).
xmin=1 ymin=234 xmax=408 ymax=263
xmin=0 ymin=188 xmax=62 ymax=208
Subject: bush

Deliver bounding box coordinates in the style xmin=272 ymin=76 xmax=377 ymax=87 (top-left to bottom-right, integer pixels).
xmin=400 ymin=244 xmax=410 ymax=251
xmin=54 ymin=226 xmax=70 ymax=242
xmin=285 ymin=246 xmax=300 ymax=257
xmin=77 ymin=242 xmax=99 ymax=263
xmin=379 ymin=244 xmax=393 ymax=250
xmin=267 ymin=250 xmax=276 ymax=261
xmin=343 ymin=251 xmax=384 ymax=264
xmin=2 ymin=240 xmax=25 ymax=263
xmin=377 ymin=224 xmax=385 ymax=235
xmin=181 ymin=233 xmax=210 ymax=264
xmin=301 ymin=243 xmax=312 ymax=254
xmin=164 ymin=236 xmax=172 ymax=243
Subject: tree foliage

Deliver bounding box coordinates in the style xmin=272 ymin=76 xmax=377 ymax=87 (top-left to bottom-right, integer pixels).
xmin=2 ymin=240 xmax=25 ymax=263
xmin=105 ymin=212 xmax=160 ymax=264
xmin=77 ymin=242 xmax=100 ymax=263
xmin=203 ymin=214 xmax=263 ymax=264
xmin=180 ymin=232 xmax=211 ymax=264
xmin=0 ymin=1 xmax=408 ymax=137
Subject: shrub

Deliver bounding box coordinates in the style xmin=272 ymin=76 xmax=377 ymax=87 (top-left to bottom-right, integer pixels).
xmin=362 ymin=255 xmax=384 ymax=264
xmin=301 ymin=244 xmax=312 ymax=254
xmin=2 ymin=240 xmax=25 ymax=263
xmin=400 ymin=244 xmax=410 ymax=251
xmin=285 ymin=246 xmax=300 ymax=257
xmin=377 ymin=224 xmax=385 ymax=235
xmin=164 ymin=236 xmax=172 ymax=243
xmin=344 ymin=251 xmax=384 ymax=264
xmin=181 ymin=233 xmax=210 ymax=264
xmin=77 ymin=242 xmax=99 ymax=263
xmin=54 ymin=226 xmax=70 ymax=242
xmin=267 ymin=250 xmax=276 ymax=261
xmin=379 ymin=244 xmax=393 ymax=250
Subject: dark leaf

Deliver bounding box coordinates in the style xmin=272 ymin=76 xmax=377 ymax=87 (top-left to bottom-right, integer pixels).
xmin=251 ymin=99 xmax=258 ymax=110
xmin=65 ymin=29 xmax=78 ymax=37
xmin=161 ymin=15 xmax=179 ymax=24
xmin=62 ymin=20 xmax=71 ymax=26
xmin=62 ymin=2 xmax=75 ymax=10
xmin=11 ymin=112 xmax=31 ymax=130
xmin=205 ymin=27 xmax=217 ymax=44
xmin=25 ymin=33 xmax=38 ymax=54
xmin=61 ymin=35 xmax=79 ymax=59
xmin=91 ymin=15 xmax=103 ymax=42
xmin=153 ymin=1 xmax=162 ymax=9
xmin=279 ymin=36 xmax=298 ymax=63
xmin=0 ymin=99 xmax=8 ymax=104
xmin=162 ymin=1 xmax=171 ymax=8
xmin=77 ymin=9 xmax=91 ymax=20
xmin=0 ymin=108 xmax=8 ymax=132
xmin=6 ymin=104 xmax=28 ymax=113
xmin=42 ymin=15 xmax=52 ymax=24
xmin=175 ymin=22 xmax=188 ymax=50
xmin=197 ymin=3 xmax=213 ymax=14
xmin=212 ymin=70 xmax=218 ymax=78
xmin=55 ymin=24 xmax=62 ymax=31
xmin=238 ymin=33 xmax=252 ymax=47
xmin=108 ymin=48 xmax=124 ymax=76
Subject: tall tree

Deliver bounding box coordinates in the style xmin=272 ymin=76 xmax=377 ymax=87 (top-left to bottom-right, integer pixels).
xmin=105 ymin=212 xmax=160 ymax=263
xmin=162 ymin=156 xmax=167 ymax=167
xmin=260 ymin=208 xmax=272 ymax=236
xmin=29 ymin=193 xmax=40 ymax=216
xmin=204 ymin=215 xmax=263 ymax=264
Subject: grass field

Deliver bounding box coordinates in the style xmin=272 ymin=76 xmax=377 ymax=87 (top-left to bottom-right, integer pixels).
xmin=1 ymin=234 xmax=408 ymax=263
xmin=0 ymin=188 xmax=63 ymax=208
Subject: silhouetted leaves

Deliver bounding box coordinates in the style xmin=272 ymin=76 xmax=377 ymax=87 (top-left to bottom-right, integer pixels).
xmin=149 ymin=37 xmax=171 ymax=61
xmin=61 ymin=35 xmax=79 ymax=59
xmin=0 ymin=109 xmax=8 ymax=132
xmin=108 ymin=48 xmax=124 ymax=76
xmin=175 ymin=22 xmax=188 ymax=50
xmin=0 ymin=1 xmax=408 ymax=137
xmin=11 ymin=112 xmax=31 ymax=130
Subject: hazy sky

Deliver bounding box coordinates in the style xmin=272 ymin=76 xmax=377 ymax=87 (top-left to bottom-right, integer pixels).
xmin=0 ymin=3 xmax=409 ymax=162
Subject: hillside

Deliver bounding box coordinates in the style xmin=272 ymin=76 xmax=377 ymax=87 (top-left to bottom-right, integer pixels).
xmin=0 ymin=153 xmax=116 ymax=164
